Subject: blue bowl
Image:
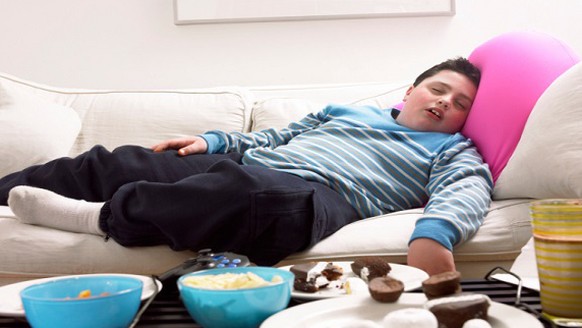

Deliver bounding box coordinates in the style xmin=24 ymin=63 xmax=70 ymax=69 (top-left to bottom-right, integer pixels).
xmin=177 ymin=267 xmax=293 ymax=328
xmin=20 ymin=275 xmax=143 ymax=328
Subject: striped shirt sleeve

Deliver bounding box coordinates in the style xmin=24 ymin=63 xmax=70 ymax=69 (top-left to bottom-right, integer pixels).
xmin=409 ymin=140 xmax=493 ymax=250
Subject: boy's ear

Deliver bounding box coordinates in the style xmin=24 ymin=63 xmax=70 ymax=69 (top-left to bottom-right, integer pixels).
xmin=403 ymin=85 xmax=414 ymax=102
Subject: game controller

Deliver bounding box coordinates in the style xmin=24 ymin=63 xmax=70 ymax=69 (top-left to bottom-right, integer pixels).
xmin=157 ymin=248 xmax=251 ymax=290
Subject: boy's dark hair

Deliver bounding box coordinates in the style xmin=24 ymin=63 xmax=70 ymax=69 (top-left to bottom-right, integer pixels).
xmin=413 ymin=57 xmax=481 ymax=89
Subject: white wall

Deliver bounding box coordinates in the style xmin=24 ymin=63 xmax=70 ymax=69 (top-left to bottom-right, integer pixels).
xmin=0 ymin=0 xmax=580 ymax=89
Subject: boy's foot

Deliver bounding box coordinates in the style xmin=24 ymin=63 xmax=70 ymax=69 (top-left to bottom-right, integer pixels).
xmin=7 ymin=186 xmax=105 ymax=236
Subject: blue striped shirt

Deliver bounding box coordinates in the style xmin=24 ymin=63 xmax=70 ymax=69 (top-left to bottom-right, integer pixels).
xmin=202 ymin=104 xmax=493 ymax=250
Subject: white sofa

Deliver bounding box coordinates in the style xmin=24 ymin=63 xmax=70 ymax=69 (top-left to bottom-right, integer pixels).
xmin=4 ymin=60 xmax=581 ymax=285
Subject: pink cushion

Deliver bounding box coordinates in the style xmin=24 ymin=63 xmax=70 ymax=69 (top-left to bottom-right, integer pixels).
xmin=462 ymin=31 xmax=579 ymax=181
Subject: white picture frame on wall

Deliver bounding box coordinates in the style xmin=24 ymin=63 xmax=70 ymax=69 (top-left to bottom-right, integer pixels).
xmin=174 ymin=0 xmax=455 ymax=25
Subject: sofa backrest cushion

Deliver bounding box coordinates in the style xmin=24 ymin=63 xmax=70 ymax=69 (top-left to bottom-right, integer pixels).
xmin=250 ymin=83 xmax=408 ymax=131
xmin=0 ymin=73 xmax=255 ymax=158
xmin=0 ymin=80 xmax=81 ymax=179
xmin=462 ymin=31 xmax=580 ymax=181
xmin=67 ymin=88 xmax=253 ymax=156
xmin=494 ymin=62 xmax=582 ymax=199
xmin=251 ymin=98 xmax=325 ymax=132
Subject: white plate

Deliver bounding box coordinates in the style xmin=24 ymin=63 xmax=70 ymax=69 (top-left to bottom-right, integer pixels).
xmin=279 ymin=261 xmax=428 ymax=300
xmin=261 ymin=293 xmax=544 ymax=328
xmin=0 ymin=273 xmax=162 ymax=317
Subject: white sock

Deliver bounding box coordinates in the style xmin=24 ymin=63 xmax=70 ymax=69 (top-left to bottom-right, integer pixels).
xmin=8 ymin=186 xmax=105 ymax=236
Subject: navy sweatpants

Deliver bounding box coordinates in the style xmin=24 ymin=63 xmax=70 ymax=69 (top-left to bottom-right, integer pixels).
xmin=0 ymin=145 xmax=359 ymax=265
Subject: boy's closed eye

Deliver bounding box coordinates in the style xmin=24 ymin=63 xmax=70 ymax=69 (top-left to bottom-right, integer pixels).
xmin=455 ymin=100 xmax=469 ymax=110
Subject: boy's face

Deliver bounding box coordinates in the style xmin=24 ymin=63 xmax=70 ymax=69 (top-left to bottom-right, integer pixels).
xmin=396 ymin=70 xmax=477 ymax=134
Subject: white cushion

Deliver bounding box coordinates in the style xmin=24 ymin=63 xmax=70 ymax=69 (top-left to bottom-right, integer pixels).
xmin=250 ymin=84 xmax=407 ymax=132
xmin=251 ymin=98 xmax=324 ymax=131
xmin=0 ymin=207 xmax=195 ymax=279
xmin=250 ymin=82 xmax=408 ymax=105
xmin=67 ymin=87 xmax=254 ymax=156
xmin=284 ymin=199 xmax=532 ymax=263
xmin=0 ymin=81 xmax=81 ymax=178
xmin=0 ymin=199 xmax=532 ymax=281
xmin=494 ymin=62 xmax=582 ymax=199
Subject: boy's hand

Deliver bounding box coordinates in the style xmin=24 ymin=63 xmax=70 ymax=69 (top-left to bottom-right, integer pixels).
xmin=407 ymin=238 xmax=455 ymax=276
xmin=151 ymin=136 xmax=208 ymax=156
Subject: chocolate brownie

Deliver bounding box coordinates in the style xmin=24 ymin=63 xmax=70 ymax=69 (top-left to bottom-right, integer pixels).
xmin=425 ymin=294 xmax=491 ymax=328
xmin=290 ymin=262 xmax=343 ymax=293
xmin=292 ymin=279 xmax=319 ymax=293
xmin=368 ymin=276 xmax=404 ymax=303
xmin=290 ymin=262 xmax=319 ymax=279
xmin=422 ymin=271 xmax=462 ymax=299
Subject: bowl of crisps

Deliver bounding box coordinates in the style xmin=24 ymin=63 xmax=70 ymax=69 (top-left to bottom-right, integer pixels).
xmin=177 ymin=266 xmax=294 ymax=328
xmin=20 ymin=275 xmax=143 ymax=328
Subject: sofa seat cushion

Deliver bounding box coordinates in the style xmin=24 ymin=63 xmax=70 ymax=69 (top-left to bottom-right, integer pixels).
xmin=277 ymin=200 xmax=533 ymax=278
xmin=0 ymin=206 xmax=194 ymax=285
xmin=0 ymin=199 xmax=531 ymax=283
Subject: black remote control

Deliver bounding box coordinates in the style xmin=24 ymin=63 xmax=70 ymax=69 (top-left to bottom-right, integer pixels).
xmin=157 ymin=248 xmax=251 ymax=290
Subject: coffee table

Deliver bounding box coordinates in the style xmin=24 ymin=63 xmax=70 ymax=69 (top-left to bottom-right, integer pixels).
xmin=0 ymin=274 xmax=550 ymax=328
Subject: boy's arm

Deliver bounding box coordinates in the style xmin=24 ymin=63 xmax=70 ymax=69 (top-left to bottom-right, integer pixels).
xmin=201 ymin=108 xmax=329 ymax=154
xmin=408 ymin=238 xmax=455 ymax=275
xmin=408 ymin=140 xmax=493 ymax=274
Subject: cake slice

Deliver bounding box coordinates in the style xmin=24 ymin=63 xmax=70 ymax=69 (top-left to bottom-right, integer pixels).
xmin=350 ymin=257 xmax=392 ymax=282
